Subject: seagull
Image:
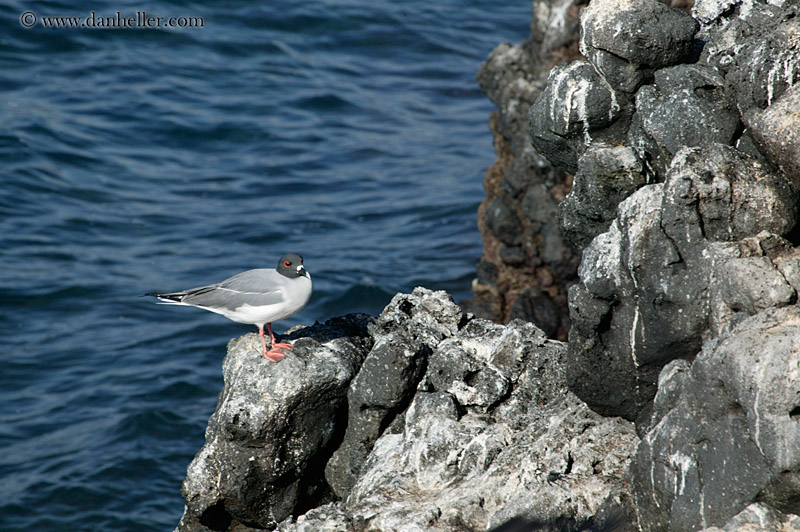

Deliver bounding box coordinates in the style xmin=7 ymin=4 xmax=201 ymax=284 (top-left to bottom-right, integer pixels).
xmin=145 ymin=253 xmax=312 ymax=362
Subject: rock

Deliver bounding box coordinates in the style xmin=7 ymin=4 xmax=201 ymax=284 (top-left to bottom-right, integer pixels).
xmin=344 ymin=392 xmax=637 ymax=532
xmin=697 ymin=503 xmax=800 ymax=532
xmin=558 ymin=144 xmax=652 ymax=250
xmin=485 ymin=506 xmax=635 ymax=532
xmin=746 ymin=84 xmax=800 ymax=188
xmin=472 ymin=0 xmax=800 ymax=350
xmin=476 ymin=42 xmax=541 ymax=155
xmin=521 ymin=183 xmax=559 ymax=226
xmin=424 ymin=318 xmax=556 ymax=412
xmin=567 ymin=144 xmax=797 ymax=421
xmin=499 ymin=244 xmax=526 ymax=266
xmin=567 ymin=184 xmax=673 ymax=420
xmin=721 ymin=15 xmax=800 ymax=115
xmin=369 ymin=287 xmax=465 ymax=347
xmin=634 ymin=64 xmax=740 ymax=161
xmin=635 ymin=359 xmax=692 ymax=437
xmin=535 ymin=61 xmax=619 ymax=139
xmin=775 ymin=250 xmax=800 ymax=294
xmin=339 ymin=319 xmax=638 ymax=532
xmin=486 ymin=196 xmax=523 ymax=245
xmin=704 ymin=232 xmax=796 ymax=340
xmin=661 ymin=144 xmax=796 ymax=244
xmin=719 ymin=256 xmax=795 ymax=315
xmin=580 ymin=0 xmax=699 ymax=93
xmin=257 ymin=310 xmax=640 ymax=532
xmin=325 ymin=289 xmax=463 ymax=498
xmin=528 ymin=60 xmax=625 ymax=173
xmin=631 ymin=306 xmax=800 ymax=531
xmin=175 ymin=314 xmax=373 ymax=532
xmin=693 ymin=0 xmax=783 ymax=25
xmin=529 ymin=0 xmax=701 ymax=181
xmin=276 ymin=503 xmax=354 ymax=532
xmin=469 ymin=0 xmax=800 ymax=529
xmin=530 ymin=0 xmax=584 ymax=60
xmin=508 ymin=286 xmax=562 ymax=338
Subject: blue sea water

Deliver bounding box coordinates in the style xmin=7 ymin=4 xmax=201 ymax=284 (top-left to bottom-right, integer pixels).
xmin=0 ymin=1 xmax=531 ymax=530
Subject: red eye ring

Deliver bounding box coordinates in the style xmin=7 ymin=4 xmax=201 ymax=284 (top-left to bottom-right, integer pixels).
xmin=284 ymin=261 xmax=291 ymax=267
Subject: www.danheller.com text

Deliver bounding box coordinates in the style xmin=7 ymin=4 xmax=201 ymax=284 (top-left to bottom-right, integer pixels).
xmin=21 ymin=11 xmax=205 ymax=29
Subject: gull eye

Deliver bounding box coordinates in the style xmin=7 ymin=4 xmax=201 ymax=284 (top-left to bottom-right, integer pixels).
xmin=284 ymin=261 xmax=291 ymax=267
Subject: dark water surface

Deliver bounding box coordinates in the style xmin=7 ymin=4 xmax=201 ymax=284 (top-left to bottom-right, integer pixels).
xmin=0 ymin=1 xmax=530 ymax=530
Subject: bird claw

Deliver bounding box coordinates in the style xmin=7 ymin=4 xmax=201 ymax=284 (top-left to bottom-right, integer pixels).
xmin=271 ymin=342 xmax=293 ymax=350
xmin=264 ymin=349 xmax=287 ymax=362
xmin=263 ymin=342 xmax=292 ymax=362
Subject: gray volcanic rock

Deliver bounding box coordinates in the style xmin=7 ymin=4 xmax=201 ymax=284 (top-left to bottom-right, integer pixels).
xmin=693 ymin=0 xmax=785 ymax=26
xmin=567 ymin=144 xmax=797 ymax=420
xmin=775 ymin=250 xmax=800 ymax=295
xmin=631 ymin=306 xmax=800 ymax=531
xmin=276 ymin=503 xmax=354 ymax=532
xmin=495 ymin=0 xmax=800 ymax=526
xmin=697 ymin=503 xmax=800 ymax=532
xmin=705 ymin=231 xmax=799 ymax=342
xmin=423 ymin=318 xmax=563 ymax=413
xmin=325 ymin=289 xmax=463 ymax=498
xmin=345 ymin=390 xmax=636 ymax=532
xmin=746 ymin=84 xmax=800 ymax=188
xmin=528 ymin=0 xmax=698 ymax=179
xmin=633 ymin=64 xmax=740 ymax=162
xmin=486 ymin=196 xmax=524 ymax=245
xmin=529 ymin=60 xmax=626 ymax=174
xmin=660 ymin=144 xmax=796 ymax=244
xmin=719 ymin=256 xmax=795 ymax=315
xmin=558 ymin=144 xmax=653 ymax=250
xmin=175 ymin=315 xmax=373 ymax=532
xmin=567 ymin=183 xmax=671 ymax=420
xmin=508 ymin=285 xmax=562 ymax=337
xmin=717 ymin=14 xmax=800 ymax=115
xmin=477 ymin=42 xmax=542 ymax=157
xmin=536 ymin=62 xmax=619 ymax=138
xmin=282 ymin=317 xmax=639 ymax=532
xmin=483 ymin=0 xmax=800 ymax=528
xmin=626 ymin=63 xmax=742 ymax=181
xmin=635 ymin=358 xmax=691 ymax=437
xmin=580 ymin=0 xmax=699 ymax=93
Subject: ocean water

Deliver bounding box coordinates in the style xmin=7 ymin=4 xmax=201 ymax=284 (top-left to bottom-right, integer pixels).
xmin=0 ymin=1 xmax=531 ymax=530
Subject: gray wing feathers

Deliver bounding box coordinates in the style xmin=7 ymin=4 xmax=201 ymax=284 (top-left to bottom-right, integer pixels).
xmin=177 ymin=269 xmax=285 ymax=311
xmin=219 ymin=269 xmax=280 ymax=292
xmin=182 ymin=286 xmax=285 ymax=311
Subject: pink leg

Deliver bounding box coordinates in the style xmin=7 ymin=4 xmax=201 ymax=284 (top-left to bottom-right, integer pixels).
xmin=259 ymin=325 xmax=285 ymax=362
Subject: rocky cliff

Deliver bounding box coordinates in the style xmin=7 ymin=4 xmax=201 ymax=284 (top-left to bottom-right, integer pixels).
xmin=463 ymin=0 xmax=586 ymax=340
xmin=176 ymin=289 xmax=638 ymax=532
xmin=175 ymin=0 xmax=800 ymax=530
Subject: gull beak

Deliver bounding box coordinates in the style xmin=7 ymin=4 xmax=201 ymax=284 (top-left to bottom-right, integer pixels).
xmin=297 ymin=265 xmax=308 ymax=277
